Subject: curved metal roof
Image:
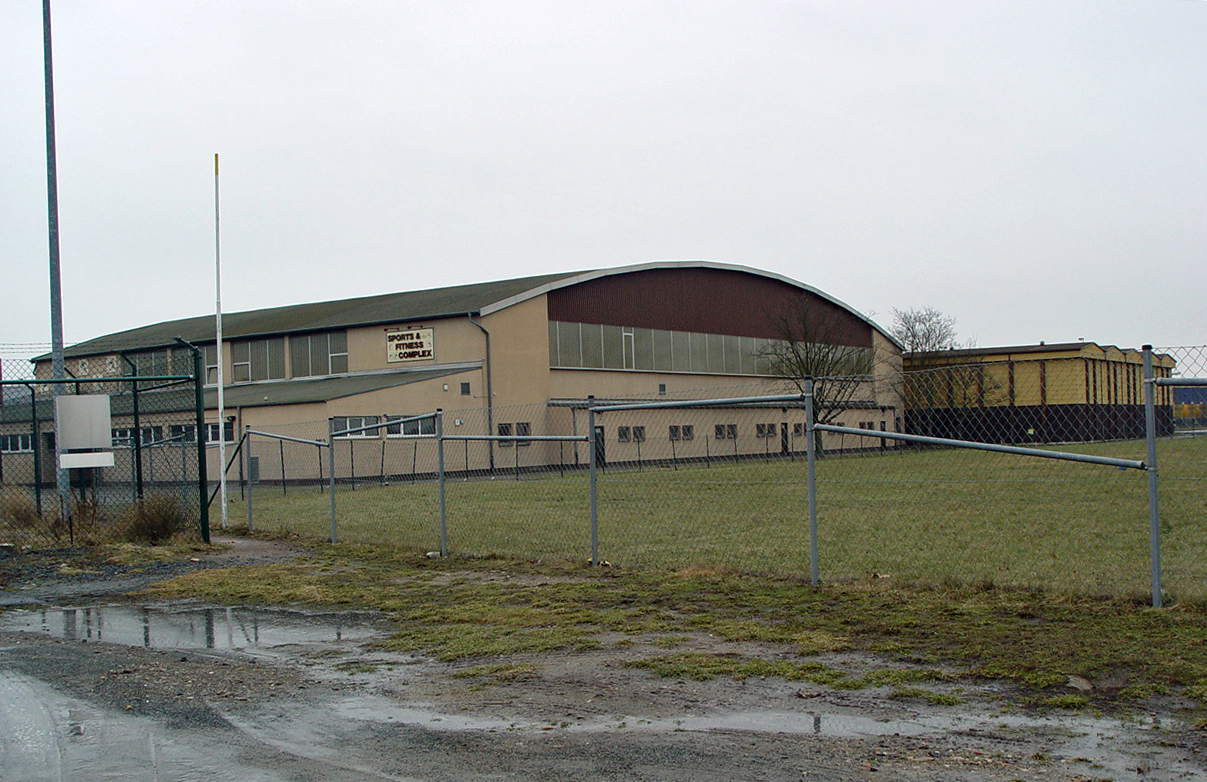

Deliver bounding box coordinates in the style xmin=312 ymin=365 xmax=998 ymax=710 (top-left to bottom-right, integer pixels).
xmin=58 ymin=260 xmax=898 ymax=356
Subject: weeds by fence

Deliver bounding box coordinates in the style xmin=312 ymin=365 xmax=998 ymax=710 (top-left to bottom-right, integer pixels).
xmin=0 ymin=352 xmax=207 ymax=547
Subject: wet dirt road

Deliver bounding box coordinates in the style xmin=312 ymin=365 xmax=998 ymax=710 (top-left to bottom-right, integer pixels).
xmin=1 ymin=606 xmax=1204 ymax=782
xmin=1 ymin=539 xmax=1204 ymax=781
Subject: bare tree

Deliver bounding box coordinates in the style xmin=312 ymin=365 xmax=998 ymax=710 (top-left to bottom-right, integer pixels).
xmin=757 ymin=298 xmax=875 ymax=427
xmin=891 ymin=306 xmax=957 ymax=353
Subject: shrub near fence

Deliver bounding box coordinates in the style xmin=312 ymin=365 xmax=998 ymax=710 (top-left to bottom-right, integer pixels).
xmin=0 ymin=354 xmax=207 ymax=547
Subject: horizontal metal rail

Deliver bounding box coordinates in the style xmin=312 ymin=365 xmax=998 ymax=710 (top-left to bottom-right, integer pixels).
xmin=0 ymin=374 xmax=193 ymax=385
xmin=1155 ymin=377 xmax=1207 ymax=387
xmin=245 ymin=429 xmax=328 ymax=448
xmin=815 ymin=424 xmax=1146 ymax=471
xmin=441 ymin=434 xmax=590 ymax=443
xmin=597 ymin=393 xmax=807 ymax=413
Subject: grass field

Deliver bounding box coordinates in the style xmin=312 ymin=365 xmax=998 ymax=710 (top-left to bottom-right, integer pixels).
xmin=223 ymin=435 xmax=1207 ymax=603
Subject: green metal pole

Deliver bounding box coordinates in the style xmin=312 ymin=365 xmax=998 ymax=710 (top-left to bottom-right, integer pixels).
xmin=191 ymin=344 xmax=210 ymax=543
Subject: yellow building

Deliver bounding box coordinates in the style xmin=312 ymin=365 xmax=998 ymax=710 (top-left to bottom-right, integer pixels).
xmin=903 ymin=342 xmax=1175 ymax=443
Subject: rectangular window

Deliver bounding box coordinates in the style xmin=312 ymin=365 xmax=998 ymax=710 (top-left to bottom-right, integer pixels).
xmin=516 ymin=421 xmax=532 ymax=447
xmin=168 ymin=424 xmax=197 ymax=443
xmin=689 ymin=333 xmax=707 ymax=373
xmin=632 ymin=426 xmax=646 ymax=443
xmin=669 ymin=425 xmax=680 ymax=441
xmin=206 ymin=422 xmax=235 ymax=443
xmin=129 ymin=350 xmax=169 ymax=377
xmin=498 ymin=422 xmax=513 ymax=447
xmin=557 ymin=322 xmax=582 ymax=368
xmin=681 ymin=425 xmax=694 ymax=441
xmin=291 ymin=331 xmax=348 ymax=378
xmin=204 ymin=344 xmax=219 ymax=385
xmin=652 ymin=329 xmax=673 ymax=371
xmin=602 ymin=325 xmax=624 ymax=369
xmin=580 ymin=323 xmax=603 ymax=368
xmin=617 ymin=426 xmax=631 ymax=443
xmin=0 ymin=433 xmax=33 ymax=452
xmin=714 ymin=424 xmax=725 ymax=440
xmin=671 ymin=331 xmax=691 ymax=372
xmin=113 ymin=426 xmax=164 ymax=446
xmin=632 ymin=328 xmax=653 ymax=371
xmin=231 ymin=340 xmax=251 ymax=383
xmin=793 ymin=423 xmax=804 ymax=437
xmin=460 ymin=382 xmax=471 ymax=396
xmin=726 ymin=424 xmax=737 ymax=440
xmin=385 ymin=415 xmax=435 ymax=437
xmin=755 ymin=423 xmax=767 ymax=438
xmin=328 ymin=331 xmax=348 ymax=374
xmin=333 ymin=416 xmax=379 ymax=439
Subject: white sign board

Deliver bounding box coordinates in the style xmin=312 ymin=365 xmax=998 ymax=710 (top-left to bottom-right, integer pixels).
xmin=60 ymin=451 xmax=116 ymax=469
xmin=386 ymin=328 xmax=435 ymax=363
xmin=54 ymin=395 xmax=113 ymax=450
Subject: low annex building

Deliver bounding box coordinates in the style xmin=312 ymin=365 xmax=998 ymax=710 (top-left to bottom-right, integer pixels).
xmin=4 ymin=261 xmax=903 ymax=483
xmin=903 ymin=341 xmax=1176 ymax=444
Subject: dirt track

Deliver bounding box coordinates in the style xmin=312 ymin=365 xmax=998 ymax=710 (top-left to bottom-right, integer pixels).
xmin=1 ymin=538 xmax=1204 ymax=781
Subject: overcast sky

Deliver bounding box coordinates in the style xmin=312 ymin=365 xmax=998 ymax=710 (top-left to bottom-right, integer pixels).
xmin=2 ymin=0 xmax=1204 ymax=364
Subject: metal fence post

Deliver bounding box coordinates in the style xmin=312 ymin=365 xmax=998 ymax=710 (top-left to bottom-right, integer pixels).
xmin=588 ymin=395 xmax=598 ymax=566
xmin=30 ymin=385 xmax=43 ymax=516
xmin=185 ymin=341 xmax=209 ymax=543
xmin=327 ymin=418 xmax=337 ymax=544
xmin=437 ymin=409 xmax=447 ymax=557
xmin=805 ymin=378 xmax=819 ymax=586
xmin=1143 ymin=346 xmax=1162 ymax=608
xmin=244 ymin=427 xmax=253 ymax=533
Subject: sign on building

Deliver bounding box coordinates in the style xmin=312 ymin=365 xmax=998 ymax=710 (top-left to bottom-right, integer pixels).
xmin=386 ymin=328 xmax=435 ymax=363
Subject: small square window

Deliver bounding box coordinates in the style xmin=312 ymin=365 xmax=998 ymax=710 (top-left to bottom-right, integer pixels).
xmin=633 ymin=426 xmax=646 ymax=443
xmin=726 ymin=424 xmax=737 ymax=440
xmin=460 ymin=382 xmax=471 ymax=396
xmin=498 ymin=422 xmax=513 ymax=447
xmin=681 ymin=425 xmax=694 ymax=441
xmin=669 ymin=425 xmax=680 ymax=441
xmin=618 ymin=426 xmax=631 ymax=443
xmin=793 ymin=423 xmax=804 ymax=437
xmin=516 ymin=421 xmax=532 ymax=447
xmin=715 ymin=424 xmax=726 ymax=440
xmin=658 ymin=383 xmax=667 ymax=395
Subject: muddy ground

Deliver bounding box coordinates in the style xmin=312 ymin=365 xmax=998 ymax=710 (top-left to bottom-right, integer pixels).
xmin=1 ymin=538 xmax=1204 ymax=782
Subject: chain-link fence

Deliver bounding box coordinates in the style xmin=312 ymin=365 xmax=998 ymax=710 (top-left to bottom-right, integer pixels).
xmin=221 ymin=350 xmax=1204 ymax=603
xmin=1153 ymin=345 xmax=1207 ymax=605
xmin=1 ymin=353 xmax=207 ymax=548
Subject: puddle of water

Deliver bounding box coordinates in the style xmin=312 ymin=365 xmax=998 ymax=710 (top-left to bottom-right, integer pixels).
xmin=0 ymin=605 xmax=381 ymax=652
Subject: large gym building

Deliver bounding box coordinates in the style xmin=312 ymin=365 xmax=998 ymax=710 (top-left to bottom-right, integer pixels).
xmin=6 ymin=261 xmax=902 ymax=481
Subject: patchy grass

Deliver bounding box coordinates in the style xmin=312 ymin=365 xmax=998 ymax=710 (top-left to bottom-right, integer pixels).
xmin=139 ymin=546 xmax=1207 ymax=714
xmin=889 ymin=687 xmax=963 ymax=706
xmin=222 ymin=435 xmax=1207 ymax=601
xmin=452 ymin=663 xmax=540 ymax=684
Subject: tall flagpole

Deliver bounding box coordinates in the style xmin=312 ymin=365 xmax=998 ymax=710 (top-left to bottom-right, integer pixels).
xmin=215 ymin=153 xmax=228 ymax=529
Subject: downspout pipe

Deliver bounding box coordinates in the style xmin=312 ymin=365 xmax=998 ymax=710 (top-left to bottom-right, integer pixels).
xmin=466 ymin=312 xmax=495 ymax=472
